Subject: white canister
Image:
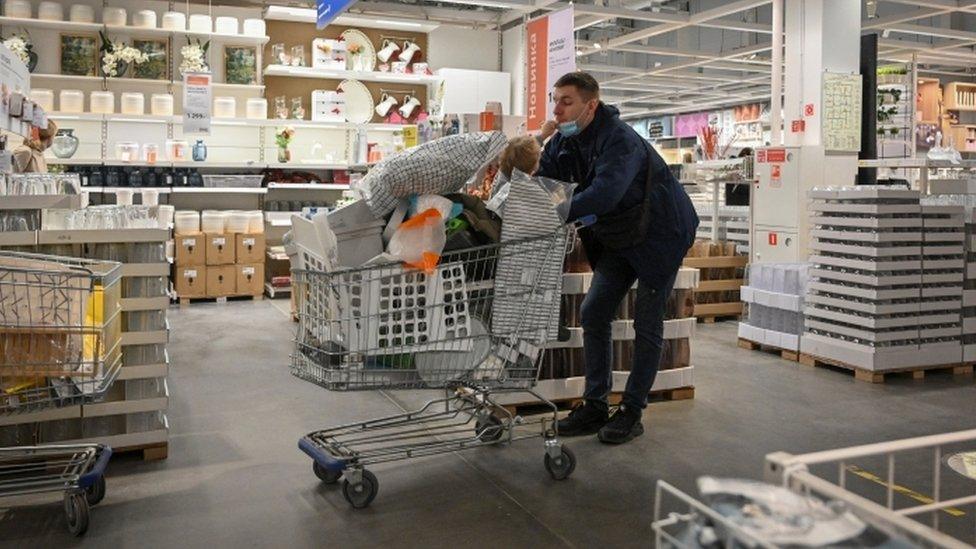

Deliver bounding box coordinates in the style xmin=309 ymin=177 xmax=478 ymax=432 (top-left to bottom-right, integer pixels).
xmin=115 ymin=189 xmax=134 ymax=206
xmin=201 ymin=210 xmax=227 ymax=233
xmin=215 ymin=16 xmax=238 ymax=35
xmin=226 ymin=211 xmax=250 ymax=233
xmin=161 ymin=11 xmax=186 ymax=30
xmin=157 ymin=205 xmax=175 ymax=229
xmin=150 ymin=93 xmax=174 ymax=116
xmin=188 ymin=14 xmax=212 ymax=33
xmin=31 ymin=89 xmax=54 ymax=112
xmin=38 ymin=1 xmax=64 ymax=20
xmin=59 ymin=90 xmax=84 ymax=113
xmin=4 ymin=0 xmax=31 ymax=18
xmin=133 ymin=9 xmax=157 ymax=28
xmin=174 ymin=211 xmax=201 ymax=234
xmin=103 ymin=7 xmax=127 ymax=26
xmin=213 ymin=96 xmax=236 ymax=118
xmin=247 ymin=211 xmax=264 ymax=233
xmin=90 ymin=91 xmax=115 ymax=114
xmin=121 ymin=92 xmax=145 ymax=115
xmin=142 ymin=188 xmax=160 ymax=207
xmin=242 ymin=18 xmax=265 ymax=37
xmin=245 ymin=98 xmax=268 ymax=119
xmin=69 ymin=4 xmax=95 ymax=23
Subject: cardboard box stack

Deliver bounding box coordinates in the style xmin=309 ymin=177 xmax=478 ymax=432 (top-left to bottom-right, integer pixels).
xmin=800 ymin=186 xmax=964 ymax=371
xmin=175 ymin=212 xmax=265 ymax=301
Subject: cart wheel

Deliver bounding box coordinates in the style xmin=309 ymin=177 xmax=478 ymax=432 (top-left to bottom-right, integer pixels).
xmin=544 ymin=445 xmax=576 ymax=481
xmin=313 ymin=462 xmax=342 ymax=485
xmin=64 ymin=492 xmax=90 ymax=536
xmin=342 ymin=470 xmax=379 ymax=509
xmin=475 ymin=415 xmax=504 ymax=443
xmin=86 ymin=476 xmax=106 ymax=506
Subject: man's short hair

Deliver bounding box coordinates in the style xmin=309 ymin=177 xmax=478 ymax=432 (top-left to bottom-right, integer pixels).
xmin=554 ymin=71 xmax=600 ymax=101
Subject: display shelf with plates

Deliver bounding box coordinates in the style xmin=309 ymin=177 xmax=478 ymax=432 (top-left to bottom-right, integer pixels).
xmin=263 ymin=64 xmax=439 ymax=85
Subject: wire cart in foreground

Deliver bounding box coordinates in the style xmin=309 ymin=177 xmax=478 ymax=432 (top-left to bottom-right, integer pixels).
xmin=0 ymin=252 xmax=122 ymax=535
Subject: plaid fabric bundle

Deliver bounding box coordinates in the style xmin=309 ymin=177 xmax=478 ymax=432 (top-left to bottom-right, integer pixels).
xmin=362 ymin=132 xmax=508 ymax=218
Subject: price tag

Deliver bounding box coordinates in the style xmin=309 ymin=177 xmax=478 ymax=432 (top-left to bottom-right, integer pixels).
xmin=183 ymin=238 xmax=196 ymax=247
xmin=243 ymin=238 xmax=256 ymax=247
xmin=185 ymin=269 xmax=198 ymax=278
xmin=213 ymin=237 xmax=226 ymax=246
xmin=183 ymin=73 xmax=212 ymax=135
xmin=243 ymin=267 xmax=255 ymax=276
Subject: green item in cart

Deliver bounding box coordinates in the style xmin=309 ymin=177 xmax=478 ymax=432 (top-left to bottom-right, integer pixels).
xmin=445 ymin=217 xmax=469 ymax=237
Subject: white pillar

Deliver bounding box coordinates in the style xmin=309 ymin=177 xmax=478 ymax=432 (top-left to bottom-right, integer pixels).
xmin=770 ymin=0 xmax=783 ymax=145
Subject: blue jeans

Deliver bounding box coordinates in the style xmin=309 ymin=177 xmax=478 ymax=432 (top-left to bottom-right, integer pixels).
xmin=580 ymin=252 xmax=677 ymax=411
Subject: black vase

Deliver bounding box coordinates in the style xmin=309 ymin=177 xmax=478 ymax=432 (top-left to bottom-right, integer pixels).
xmin=27 ymin=51 xmax=37 ymax=73
xmin=100 ymin=59 xmax=128 ymax=78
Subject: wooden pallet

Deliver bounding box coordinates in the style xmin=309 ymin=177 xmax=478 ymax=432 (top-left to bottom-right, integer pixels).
xmin=697 ymin=312 xmax=742 ymax=324
xmin=500 ymin=386 xmax=695 ymax=417
xmin=798 ymin=353 xmax=975 ymax=384
xmin=683 ymin=243 xmax=747 ymax=324
xmin=178 ymin=294 xmax=263 ymax=307
xmin=112 ymin=442 xmax=168 ymax=461
xmin=737 ymin=338 xmax=800 ymax=361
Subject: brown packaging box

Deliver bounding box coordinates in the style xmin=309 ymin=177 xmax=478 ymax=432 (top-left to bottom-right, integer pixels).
xmin=175 ymin=234 xmax=205 ymax=266
xmin=236 ymin=263 xmax=265 ymax=296
xmin=175 ymin=266 xmax=207 ymax=298
xmin=206 ymin=265 xmax=237 ymax=296
xmin=206 ymin=233 xmax=236 ymax=265
xmin=236 ymin=233 xmax=266 ymax=265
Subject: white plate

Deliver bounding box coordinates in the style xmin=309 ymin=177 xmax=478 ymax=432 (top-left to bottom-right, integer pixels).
xmin=339 ymin=79 xmax=374 ymax=125
xmin=340 ymin=29 xmax=376 ymax=72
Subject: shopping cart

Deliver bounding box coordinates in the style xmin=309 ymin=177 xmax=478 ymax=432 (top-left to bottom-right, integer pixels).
xmin=0 ymin=251 xmax=122 ymax=535
xmin=292 ymin=225 xmax=576 ymax=509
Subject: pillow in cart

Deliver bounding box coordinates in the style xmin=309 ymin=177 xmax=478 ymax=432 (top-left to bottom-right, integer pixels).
xmin=362 ymin=131 xmax=508 ymax=218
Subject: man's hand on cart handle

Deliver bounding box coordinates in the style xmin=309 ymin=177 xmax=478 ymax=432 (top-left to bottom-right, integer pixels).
xmin=576 ymin=215 xmax=598 ymax=227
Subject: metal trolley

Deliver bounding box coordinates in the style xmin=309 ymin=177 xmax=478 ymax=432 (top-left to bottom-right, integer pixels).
xmin=0 ymin=252 xmax=122 ymax=535
xmin=291 ymin=226 xmax=576 ymax=509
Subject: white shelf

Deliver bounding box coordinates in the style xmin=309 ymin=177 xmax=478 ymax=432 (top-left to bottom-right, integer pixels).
xmin=266 ymin=182 xmax=349 ymax=190
xmin=0 ymin=15 xmax=102 ymax=32
xmin=47 ymin=158 xmax=103 ymax=165
xmin=31 ymin=73 xmax=171 ymax=86
xmin=170 ymin=187 xmax=267 ymax=194
xmin=266 ymin=162 xmax=349 ymax=170
xmin=264 ymin=64 xmax=440 ymax=85
xmin=48 ymin=112 xmax=404 ymax=132
xmin=104 ymin=24 xmax=269 ymax=45
xmin=84 ymin=186 xmax=172 ymax=194
xmin=171 ymin=161 xmax=263 ymax=169
xmin=172 ymin=81 xmax=265 ymax=92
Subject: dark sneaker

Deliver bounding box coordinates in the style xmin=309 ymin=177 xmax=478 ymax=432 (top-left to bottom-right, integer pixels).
xmin=556 ymin=400 xmax=609 ymax=437
xmin=598 ymin=404 xmax=644 ymax=444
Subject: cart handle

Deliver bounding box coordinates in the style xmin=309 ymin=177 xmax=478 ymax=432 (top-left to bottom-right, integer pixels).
xmin=299 ymin=438 xmax=347 ymax=472
xmin=576 ymin=215 xmax=597 ymax=227
xmin=78 ymin=445 xmax=113 ymax=489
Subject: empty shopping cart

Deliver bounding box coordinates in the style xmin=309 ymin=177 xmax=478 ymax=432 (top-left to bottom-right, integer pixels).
xmin=292 ymin=226 xmax=575 ymax=509
xmin=0 ymin=251 xmax=122 ymax=535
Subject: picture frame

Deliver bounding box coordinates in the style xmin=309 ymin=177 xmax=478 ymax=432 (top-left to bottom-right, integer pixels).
xmin=224 ymin=45 xmax=257 ymax=85
xmin=60 ymin=33 xmax=98 ymax=76
xmin=133 ymin=39 xmax=168 ymax=80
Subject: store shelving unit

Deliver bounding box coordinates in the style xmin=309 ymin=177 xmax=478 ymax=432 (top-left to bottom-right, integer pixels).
xmin=263 ymin=64 xmax=439 ymax=85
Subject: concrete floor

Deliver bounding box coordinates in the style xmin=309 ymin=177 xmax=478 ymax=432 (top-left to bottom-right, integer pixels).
xmin=3 ymin=300 xmax=976 ymax=548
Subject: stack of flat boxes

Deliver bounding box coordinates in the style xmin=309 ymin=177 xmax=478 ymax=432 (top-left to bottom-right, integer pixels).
xmin=737 ymin=263 xmax=809 ymax=352
xmin=800 ymin=187 xmax=963 ymax=370
xmin=175 ymin=231 xmax=266 ymax=300
xmin=925 ymin=178 xmax=976 ymax=364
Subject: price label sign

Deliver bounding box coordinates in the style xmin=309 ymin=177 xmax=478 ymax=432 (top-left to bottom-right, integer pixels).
xmin=183 ymin=72 xmax=212 ymax=135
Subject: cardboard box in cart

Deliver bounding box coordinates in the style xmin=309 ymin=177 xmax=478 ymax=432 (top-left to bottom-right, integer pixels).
xmin=206 ymin=233 xmax=236 ymax=265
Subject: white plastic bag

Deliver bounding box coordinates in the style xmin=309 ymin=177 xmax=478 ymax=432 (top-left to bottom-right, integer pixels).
xmin=387 ymin=208 xmax=446 ymax=273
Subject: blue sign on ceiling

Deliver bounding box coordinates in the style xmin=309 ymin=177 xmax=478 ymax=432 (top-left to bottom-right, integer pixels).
xmin=317 ymin=0 xmax=357 ymax=29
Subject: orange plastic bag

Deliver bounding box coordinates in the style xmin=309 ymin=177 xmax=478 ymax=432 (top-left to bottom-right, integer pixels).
xmin=388 ymin=208 xmax=446 ymax=273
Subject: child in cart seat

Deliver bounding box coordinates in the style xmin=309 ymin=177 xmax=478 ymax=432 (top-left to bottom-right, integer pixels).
xmin=499 ymin=135 xmax=542 ymax=179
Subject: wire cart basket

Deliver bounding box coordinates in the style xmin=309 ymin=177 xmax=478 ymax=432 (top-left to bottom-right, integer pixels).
xmin=0 ymin=251 xmax=122 ymax=535
xmin=291 ymin=226 xmax=576 ymax=509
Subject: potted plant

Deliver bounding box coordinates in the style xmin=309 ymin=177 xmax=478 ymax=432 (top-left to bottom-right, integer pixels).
xmin=2 ymin=32 xmax=36 ymax=72
xmin=180 ymin=37 xmax=211 ymax=76
xmin=99 ymin=31 xmax=149 ymax=78
xmin=275 ymin=126 xmax=295 ymax=163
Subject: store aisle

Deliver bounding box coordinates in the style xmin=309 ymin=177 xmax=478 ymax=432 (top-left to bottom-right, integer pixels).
xmin=3 ymin=301 xmax=975 ymax=548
